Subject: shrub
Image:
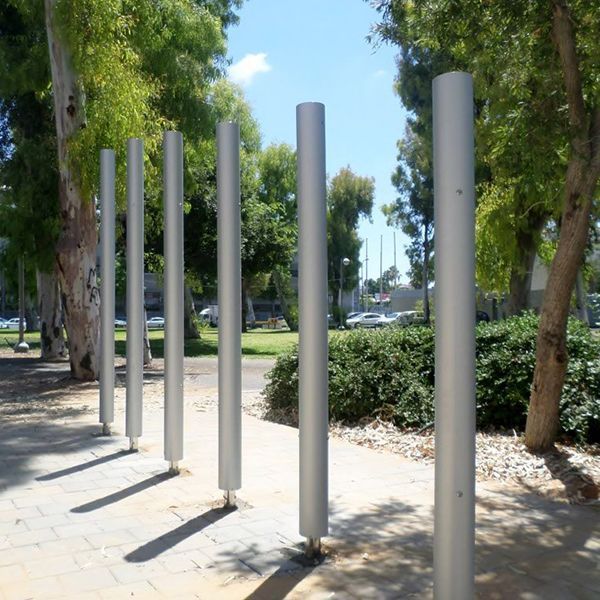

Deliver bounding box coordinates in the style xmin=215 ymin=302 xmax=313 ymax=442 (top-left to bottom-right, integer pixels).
xmin=263 ymin=313 xmax=600 ymax=443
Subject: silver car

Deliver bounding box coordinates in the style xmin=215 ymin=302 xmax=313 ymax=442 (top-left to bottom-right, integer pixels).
xmin=346 ymin=312 xmax=382 ymax=329
xmin=146 ymin=317 xmax=165 ymax=329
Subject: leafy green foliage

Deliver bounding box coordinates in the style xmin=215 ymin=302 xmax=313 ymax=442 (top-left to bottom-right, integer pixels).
xmin=370 ymin=1 xmax=578 ymax=296
xmin=264 ymin=313 xmax=600 ymax=443
xmin=0 ymin=5 xmax=59 ymax=280
xmin=327 ymin=167 xmax=375 ymax=308
xmin=54 ymin=0 xmax=234 ymax=205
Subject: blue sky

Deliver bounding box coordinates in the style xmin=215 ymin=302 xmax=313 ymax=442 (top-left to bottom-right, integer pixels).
xmin=226 ymin=0 xmax=410 ymax=283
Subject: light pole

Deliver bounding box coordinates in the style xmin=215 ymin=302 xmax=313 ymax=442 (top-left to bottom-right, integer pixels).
xmin=338 ymin=257 xmax=350 ymax=327
xmin=14 ymin=255 xmax=29 ymax=353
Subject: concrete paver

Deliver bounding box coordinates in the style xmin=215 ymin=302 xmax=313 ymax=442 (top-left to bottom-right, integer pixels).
xmin=0 ymin=357 xmax=598 ymax=598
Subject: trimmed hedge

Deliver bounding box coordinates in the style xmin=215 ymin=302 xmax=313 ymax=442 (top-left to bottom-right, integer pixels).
xmin=264 ymin=313 xmax=600 ymax=443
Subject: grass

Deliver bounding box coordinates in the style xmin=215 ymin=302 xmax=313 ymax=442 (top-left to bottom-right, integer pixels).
xmin=1 ymin=327 xmax=298 ymax=358
xmin=114 ymin=327 xmax=299 ymax=359
xmin=1 ymin=330 xmax=41 ymax=351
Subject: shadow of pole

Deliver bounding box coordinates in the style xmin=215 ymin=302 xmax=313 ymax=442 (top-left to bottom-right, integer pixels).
xmin=243 ymin=562 xmax=316 ymax=600
xmin=70 ymin=472 xmax=177 ymax=513
xmin=125 ymin=506 xmax=236 ymax=562
xmin=37 ymin=450 xmax=132 ymax=481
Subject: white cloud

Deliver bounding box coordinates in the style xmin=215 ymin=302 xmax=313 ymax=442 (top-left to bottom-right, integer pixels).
xmin=373 ymin=69 xmax=387 ymax=78
xmin=228 ymin=53 xmax=272 ymax=87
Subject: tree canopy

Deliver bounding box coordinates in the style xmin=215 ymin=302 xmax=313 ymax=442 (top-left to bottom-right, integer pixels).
xmin=327 ymin=167 xmax=375 ymax=311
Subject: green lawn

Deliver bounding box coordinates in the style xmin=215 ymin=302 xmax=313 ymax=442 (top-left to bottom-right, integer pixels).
xmin=0 ymin=330 xmax=41 ymax=351
xmin=114 ymin=327 xmax=299 ymax=358
xmin=2 ymin=327 xmax=298 ymax=358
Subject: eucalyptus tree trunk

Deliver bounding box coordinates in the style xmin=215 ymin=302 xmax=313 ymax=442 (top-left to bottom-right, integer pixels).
xmin=506 ymin=245 xmax=537 ymax=317
xmin=184 ymin=285 xmax=200 ymax=339
xmin=37 ymin=267 xmax=66 ymax=360
xmin=272 ymin=267 xmax=296 ymax=330
xmin=24 ymin=294 xmax=39 ymax=333
xmin=45 ymin=0 xmax=99 ymax=380
xmin=246 ymin=294 xmax=256 ymax=327
xmin=525 ymin=0 xmax=600 ymax=452
xmin=506 ymin=210 xmax=548 ymax=316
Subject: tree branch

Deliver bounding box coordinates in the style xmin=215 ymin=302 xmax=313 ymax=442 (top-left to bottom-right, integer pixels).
xmin=550 ymin=0 xmax=588 ymax=156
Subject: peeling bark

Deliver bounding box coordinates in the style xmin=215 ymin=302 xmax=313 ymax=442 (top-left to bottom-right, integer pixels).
xmin=37 ymin=266 xmax=66 ymax=360
xmin=44 ymin=0 xmax=99 ymax=380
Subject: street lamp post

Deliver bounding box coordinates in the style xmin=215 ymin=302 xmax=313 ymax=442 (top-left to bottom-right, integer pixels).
xmin=14 ymin=255 xmax=29 ymax=353
xmin=338 ymin=257 xmax=350 ymax=328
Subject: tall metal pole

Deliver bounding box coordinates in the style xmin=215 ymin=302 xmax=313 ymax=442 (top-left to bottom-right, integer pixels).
xmin=297 ymin=102 xmax=328 ymax=556
xmin=365 ymin=239 xmax=369 ymax=310
xmin=1 ymin=269 xmax=6 ymax=317
xmin=393 ymin=231 xmax=397 ymax=289
xmin=126 ymin=138 xmax=144 ymax=451
xmin=379 ymin=234 xmax=383 ymax=308
xmin=163 ymin=132 xmax=184 ymax=473
xmin=14 ymin=256 xmax=29 ymax=353
xmin=360 ymin=262 xmax=364 ymax=312
xmin=433 ymin=71 xmax=476 ymax=600
xmin=338 ymin=258 xmax=343 ymax=327
xmin=99 ymin=149 xmax=115 ymax=435
xmin=217 ymin=122 xmax=241 ymax=506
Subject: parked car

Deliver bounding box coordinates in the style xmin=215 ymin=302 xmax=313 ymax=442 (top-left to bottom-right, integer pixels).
xmin=199 ymin=305 xmax=218 ymax=327
xmin=376 ymin=312 xmax=403 ymax=327
xmin=114 ymin=317 xmax=127 ymax=328
xmin=346 ymin=312 xmax=362 ymax=320
xmin=146 ymin=316 xmax=165 ymax=329
xmin=0 ymin=318 xmax=8 ymax=329
xmin=346 ymin=312 xmax=382 ymax=329
xmin=327 ymin=314 xmax=337 ymax=329
xmin=394 ymin=311 xmax=426 ymax=326
xmin=6 ymin=317 xmax=26 ymax=329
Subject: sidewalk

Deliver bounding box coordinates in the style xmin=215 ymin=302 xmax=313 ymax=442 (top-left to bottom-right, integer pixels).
xmin=0 ymin=358 xmax=598 ymax=599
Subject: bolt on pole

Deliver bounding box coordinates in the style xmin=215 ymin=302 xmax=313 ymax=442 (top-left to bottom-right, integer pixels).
xmin=217 ymin=122 xmax=242 ymax=503
xmin=126 ymin=138 xmax=144 ymax=451
xmin=432 ymin=71 xmax=476 ymax=600
xmin=99 ymin=149 xmax=116 ymax=435
xmin=163 ymin=131 xmax=184 ymax=474
xmin=297 ymin=102 xmax=328 ymax=554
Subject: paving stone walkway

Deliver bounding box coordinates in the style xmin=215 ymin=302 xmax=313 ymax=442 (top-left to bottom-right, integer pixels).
xmin=0 ymin=357 xmax=598 ymax=599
